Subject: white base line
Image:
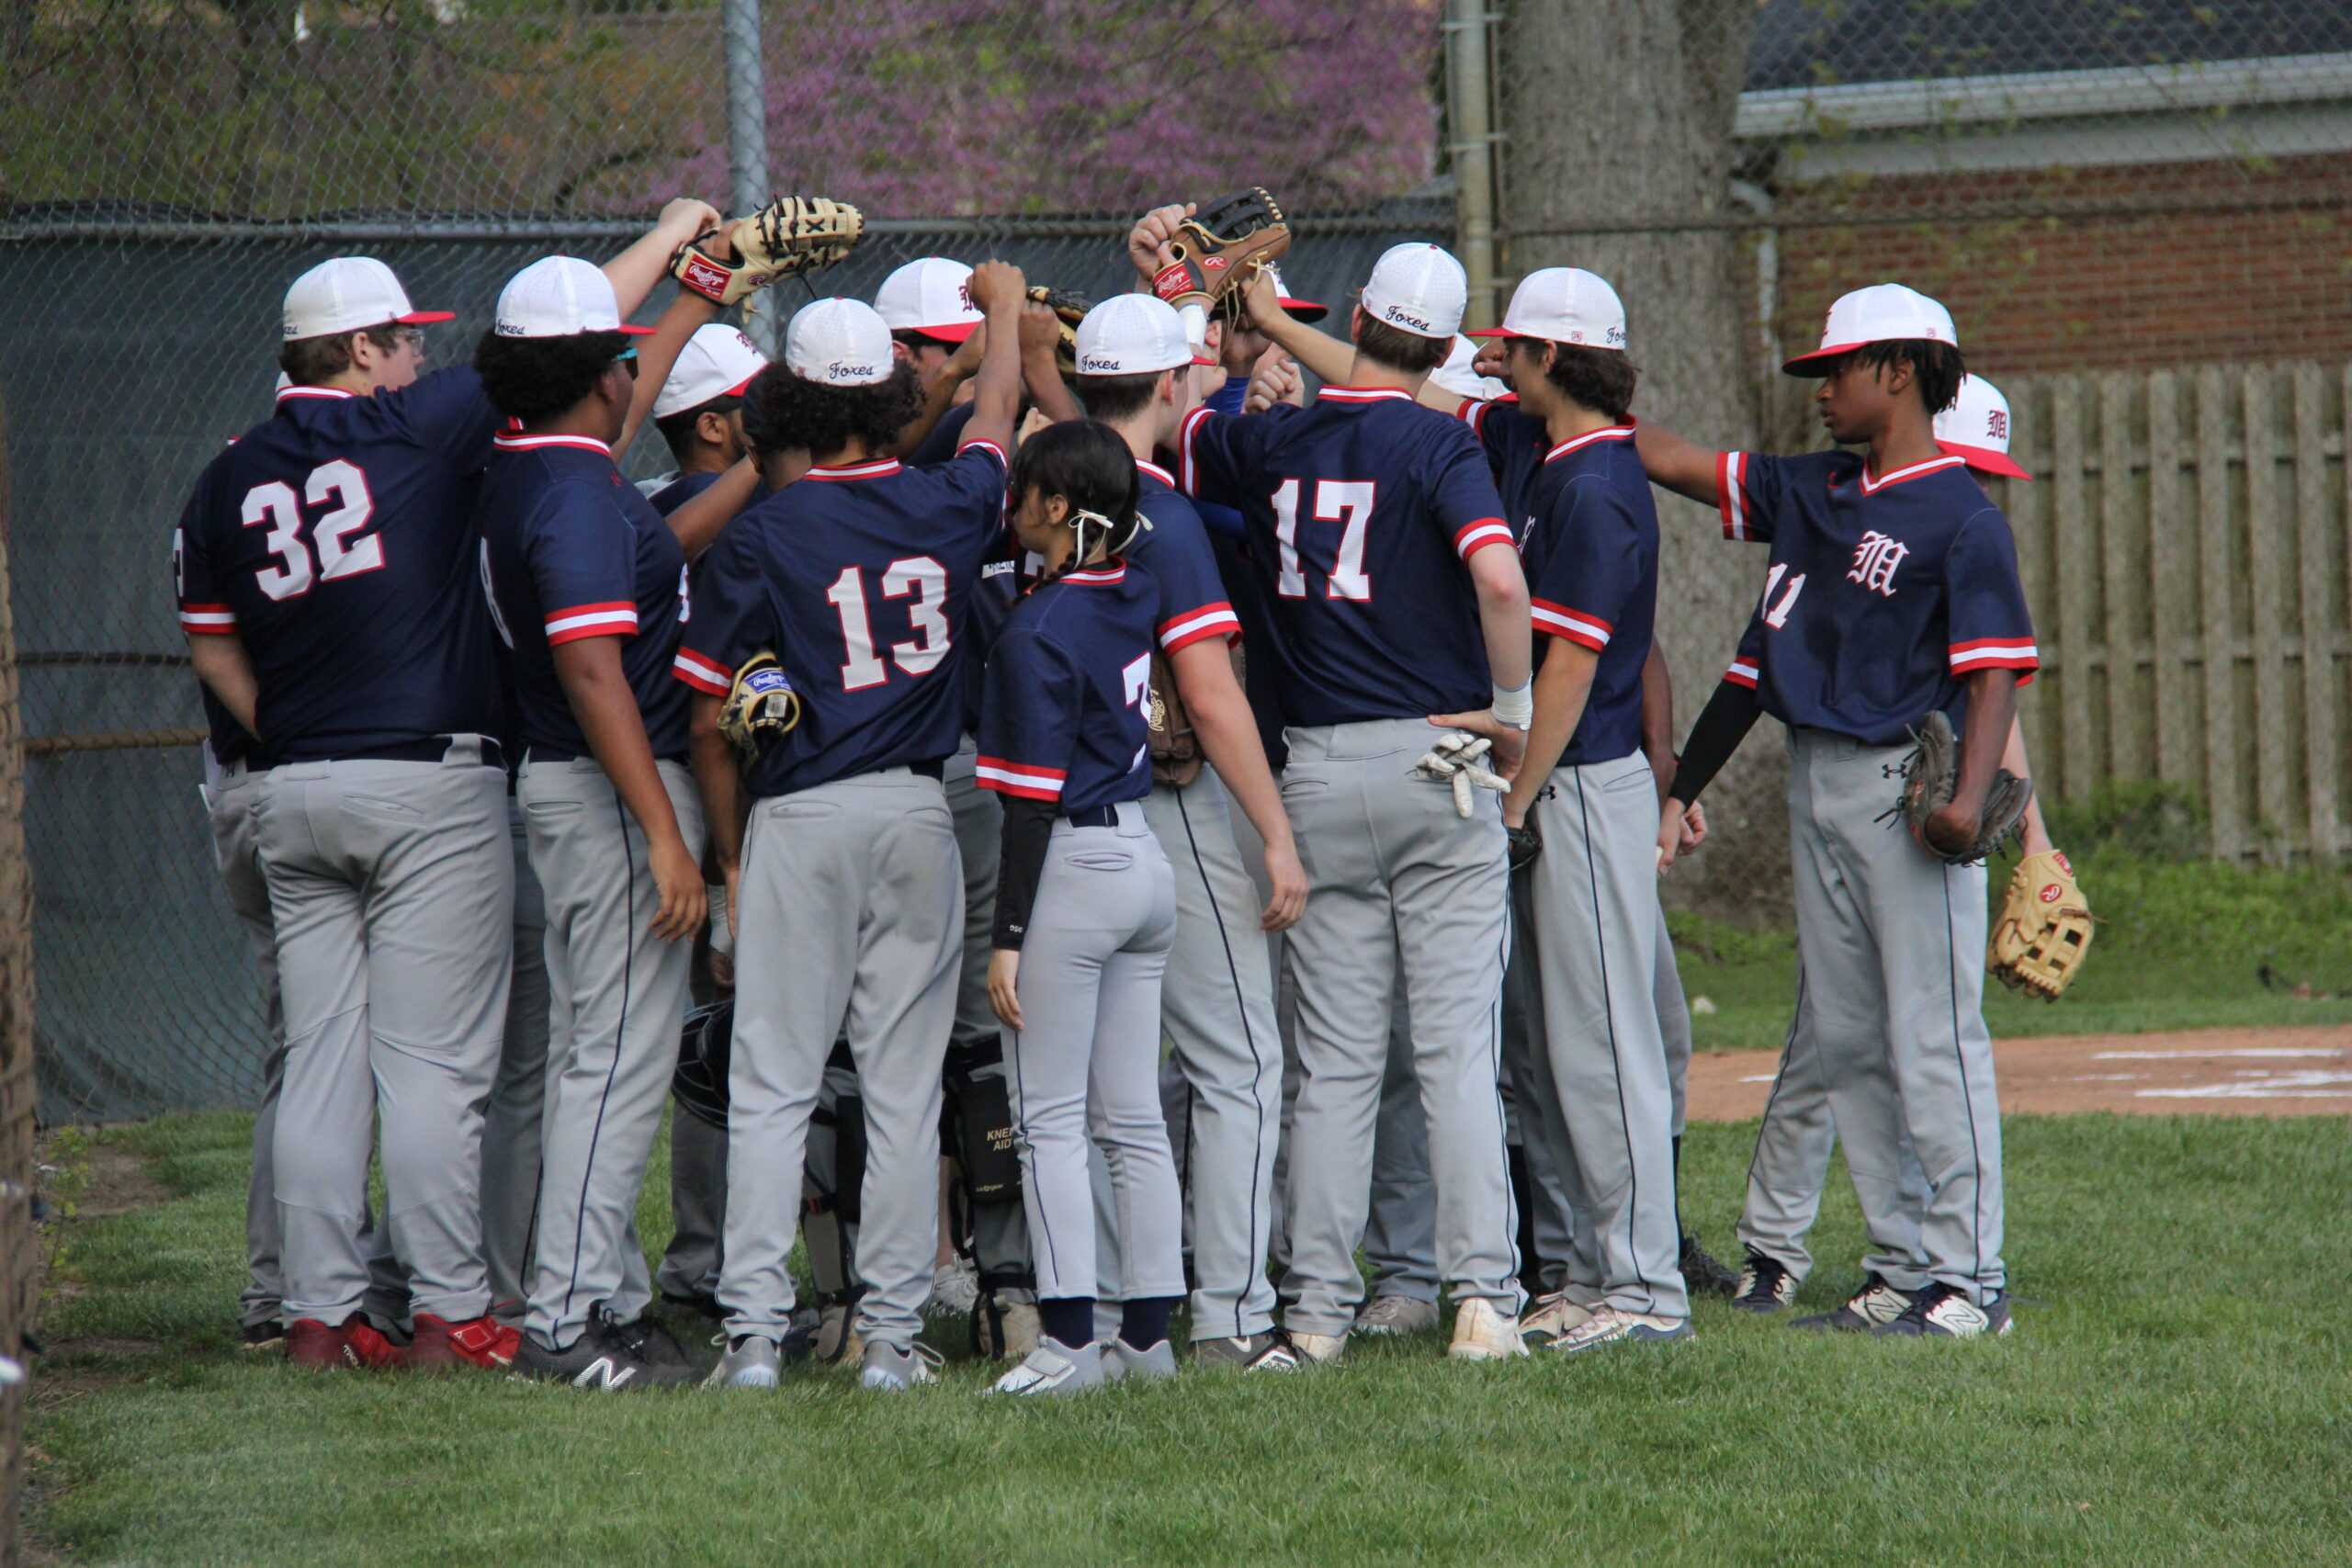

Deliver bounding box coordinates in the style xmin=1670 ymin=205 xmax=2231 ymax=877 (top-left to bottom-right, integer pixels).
xmin=2094 ymin=1048 xmax=2345 ymax=1061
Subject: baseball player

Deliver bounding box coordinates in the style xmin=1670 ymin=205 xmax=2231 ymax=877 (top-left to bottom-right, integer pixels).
xmin=647 ymin=323 xmax=768 ymax=515
xmin=1068 ymin=294 xmax=1306 ymax=1371
xmin=680 ymin=265 xmax=1027 ymax=1393
xmin=175 ymin=209 xmax=712 ymax=1371
xmin=1428 ymin=266 xmax=1690 ymax=1351
xmin=878 ymin=256 xmax=1080 ymax=465
xmin=1643 ymin=285 xmax=2036 ymax=1338
xmin=976 ymin=419 xmax=1182 ymax=1397
xmin=1177 ymin=242 xmax=1534 ymax=1364
xmin=1726 ymin=375 xmax=2066 ymax=1323
xmin=474 ymin=254 xmax=725 ymax=1389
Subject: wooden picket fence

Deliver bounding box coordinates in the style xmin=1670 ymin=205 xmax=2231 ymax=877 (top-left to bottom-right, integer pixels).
xmin=1992 ymin=362 xmax=2351 ymax=863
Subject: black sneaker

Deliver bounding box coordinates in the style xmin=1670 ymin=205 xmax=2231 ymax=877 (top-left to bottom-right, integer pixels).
xmin=1679 ymin=1234 xmax=1740 ymax=1300
xmin=1872 ymin=1282 xmax=2014 ymax=1339
xmin=239 ymin=1319 xmax=286 ymax=1351
xmin=659 ymin=1289 xmax=725 ymax=1325
xmin=514 ymin=1308 xmax=696 ymax=1391
xmin=605 ymin=1312 xmax=696 ymax=1374
xmin=1730 ymin=1250 xmax=1799 ymax=1314
xmin=1792 ymin=1273 xmax=1912 ymax=1333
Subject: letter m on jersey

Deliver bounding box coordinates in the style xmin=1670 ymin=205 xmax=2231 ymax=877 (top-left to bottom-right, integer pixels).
xmin=1846 ymin=530 xmax=1908 ymax=597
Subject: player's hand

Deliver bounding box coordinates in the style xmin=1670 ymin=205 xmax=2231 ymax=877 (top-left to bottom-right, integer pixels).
xmin=967 ymin=260 xmax=1026 ymax=314
xmin=1680 ymin=801 xmax=1709 ymax=854
xmin=1260 ymin=836 xmax=1308 ymax=933
xmin=1656 ymin=800 xmax=1688 ymax=874
xmin=1471 ymin=339 xmax=1507 ymax=382
xmin=720 ymin=861 xmax=742 ymax=946
xmin=1238 ymin=265 xmax=1283 ymax=333
xmin=988 ymin=948 xmax=1023 ymax=1031
xmin=708 ymin=947 xmax=735 ymax=989
xmin=1017 ymin=299 xmax=1062 ymax=363
xmin=1921 ymin=801 xmax=1982 ymax=860
xmin=1427 ymin=707 xmax=1525 ymax=777
xmin=1017 ymin=407 xmax=1054 ymax=445
xmin=1128 ymin=202 xmax=1194 ymax=282
xmin=659 ymin=197 xmax=724 ymax=241
xmin=945 ymin=321 xmax=988 ymax=378
xmin=649 ymin=835 xmax=707 ymax=942
xmin=1243 ymin=345 xmax=1302 ymax=414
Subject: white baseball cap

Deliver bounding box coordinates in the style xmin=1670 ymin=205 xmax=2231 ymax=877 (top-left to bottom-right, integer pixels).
xmin=1427 ymin=335 xmax=1508 ymax=401
xmin=1783 ymin=282 xmax=1956 ymax=375
xmin=873 ymin=257 xmax=982 ymax=343
xmin=1358 ymin=243 xmax=1467 ymax=340
xmin=493 ymin=256 xmax=654 ymax=339
xmin=281 ymin=256 xmax=452 ymax=341
xmin=1074 ymin=295 xmax=1216 ymax=378
xmin=1468 ymin=266 xmax=1627 ymax=351
xmin=654 ymin=323 xmax=768 ymax=419
xmin=1262 ymin=264 xmax=1328 ymax=324
xmin=1934 ymin=374 xmax=2030 ymax=480
xmin=786 ymin=298 xmax=896 ymax=387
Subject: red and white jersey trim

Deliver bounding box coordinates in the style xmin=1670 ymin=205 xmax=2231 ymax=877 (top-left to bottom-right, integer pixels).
xmin=1948 ymin=637 xmax=2039 ymax=673
xmin=975 ymin=756 xmax=1067 ymax=801
xmin=1545 ymin=424 xmax=1635 ymax=463
xmin=1724 ymin=657 xmax=1760 ymax=689
xmin=804 ymin=457 xmax=903 ymax=482
xmin=1159 ymin=602 xmax=1241 ymax=653
xmin=1531 ymin=598 xmax=1611 ymax=650
xmin=672 ymin=646 xmax=733 ymax=694
xmin=957 ymin=438 xmax=1009 ymax=470
xmin=544 ymin=600 xmax=638 ymax=645
xmin=275 ymin=385 xmax=356 ymax=404
xmin=1453 ymin=516 xmax=1515 ymax=560
xmin=179 ymin=602 xmax=238 ymax=634
xmin=1060 ymin=565 xmax=1127 ymax=586
xmin=1177 ymin=405 xmax=1216 ymax=495
xmin=1136 ymin=458 xmax=1177 ymax=488
xmin=1317 ymin=386 xmax=1412 ymax=405
xmin=493 ymin=433 xmax=613 ymax=457
xmin=1717 ymin=451 xmax=1755 ymax=541
xmin=1859 ymin=454 xmax=1966 ymax=494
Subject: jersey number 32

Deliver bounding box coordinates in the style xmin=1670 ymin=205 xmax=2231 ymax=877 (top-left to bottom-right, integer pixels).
xmin=240 ymin=460 xmax=382 ymax=601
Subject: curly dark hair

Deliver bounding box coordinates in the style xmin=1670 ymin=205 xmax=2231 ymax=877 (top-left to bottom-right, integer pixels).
xmin=1008 ymin=419 xmax=1143 ymax=582
xmin=1352 ymin=314 xmax=1452 ymax=377
xmin=473 ymin=328 xmax=631 ymax=423
xmin=1512 ymin=340 xmax=1639 ymax=423
xmin=279 ymin=323 xmax=405 ymax=386
xmin=1848 ymin=340 xmax=1967 ymax=416
xmin=741 ymin=361 xmax=922 ymax=461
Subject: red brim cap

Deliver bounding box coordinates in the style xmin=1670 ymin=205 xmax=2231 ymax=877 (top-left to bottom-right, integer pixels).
xmin=394 ymin=310 xmax=456 ymax=325
xmin=1780 ymin=341 xmax=1871 ymax=375
xmin=1938 ymin=440 xmax=2032 ymax=480
xmin=1464 ymin=327 xmax=1532 ymax=340
xmin=916 ymin=321 xmax=981 ymax=344
xmin=617 ymin=323 xmax=658 ymax=336
xmin=1279 ymin=296 xmax=1328 ymax=322
xmin=1191 ymin=353 xmax=1218 ymax=367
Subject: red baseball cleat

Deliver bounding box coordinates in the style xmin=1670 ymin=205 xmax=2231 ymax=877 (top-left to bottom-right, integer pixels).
xmin=409 ymin=1314 xmax=522 ymax=1371
xmin=286 ymin=1315 xmax=409 ymax=1371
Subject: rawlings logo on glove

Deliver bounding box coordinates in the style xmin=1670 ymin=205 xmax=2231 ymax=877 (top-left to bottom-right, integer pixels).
xmin=670 ymin=194 xmax=865 ymax=308
xmin=1989 ymin=849 xmax=2093 ymax=1000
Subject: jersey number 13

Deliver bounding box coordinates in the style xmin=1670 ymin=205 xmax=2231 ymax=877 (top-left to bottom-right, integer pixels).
xmin=826 ymin=557 xmax=951 ymax=691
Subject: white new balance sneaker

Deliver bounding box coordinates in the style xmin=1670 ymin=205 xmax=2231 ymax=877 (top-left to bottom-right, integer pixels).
xmin=1545 ymin=1304 xmax=1693 ymax=1353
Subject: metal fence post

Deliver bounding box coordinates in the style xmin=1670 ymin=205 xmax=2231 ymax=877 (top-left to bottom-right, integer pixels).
xmin=722 ymin=0 xmax=773 ymax=352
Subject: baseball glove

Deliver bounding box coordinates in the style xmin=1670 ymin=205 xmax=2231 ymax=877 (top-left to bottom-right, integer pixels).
xmin=1895 ymin=711 xmax=2033 ymax=863
xmin=671 ymin=194 xmax=865 ymax=308
xmin=1507 ymin=820 xmax=1542 ymax=872
xmin=1989 ymin=850 xmax=2093 ymax=1000
xmin=1145 ymin=650 xmax=1204 ymax=789
xmin=1026 ymin=286 xmax=1091 ymax=378
xmin=1152 ymin=187 xmax=1291 ymax=314
xmin=718 ymin=650 xmax=801 ymax=755
xmin=1413 ymin=732 xmax=1509 ymax=819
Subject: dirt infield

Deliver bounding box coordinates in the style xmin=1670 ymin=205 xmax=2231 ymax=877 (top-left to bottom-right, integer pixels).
xmin=1687 ymin=1026 xmax=2352 ymax=1121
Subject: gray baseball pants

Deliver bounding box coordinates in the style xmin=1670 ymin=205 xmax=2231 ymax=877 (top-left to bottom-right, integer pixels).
xmin=1004 ymin=804 xmax=1181 ymax=1305
xmin=721 ymin=769 xmax=959 ymax=1352
xmin=1140 ymin=768 xmax=1282 ymax=1340
xmin=481 ymin=798 xmax=554 ymax=1314
xmin=517 ymin=755 xmax=705 ymax=1350
xmin=1787 ymin=728 xmax=2004 ymax=1301
xmin=1277 ymin=718 xmax=1521 ymax=1337
xmin=254 ymin=742 xmax=513 ymax=1325
xmin=944 ymin=742 xmax=1034 ymax=1301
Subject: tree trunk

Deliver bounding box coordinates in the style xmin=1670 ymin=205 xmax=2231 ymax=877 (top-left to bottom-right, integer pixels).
xmin=1499 ymin=0 xmax=1788 ymax=920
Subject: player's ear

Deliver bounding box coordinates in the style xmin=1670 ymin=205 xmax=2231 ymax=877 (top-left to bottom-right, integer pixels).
xmin=1348 ymin=305 xmax=1366 ymax=345
xmin=697 ymin=409 xmax=731 ymax=447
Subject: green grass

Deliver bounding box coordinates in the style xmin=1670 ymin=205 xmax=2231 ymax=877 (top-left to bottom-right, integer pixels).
xmin=29 ymin=1109 xmax=2352 ymax=1567
xmin=1672 ymin=788 xmax=2352 ymax=1050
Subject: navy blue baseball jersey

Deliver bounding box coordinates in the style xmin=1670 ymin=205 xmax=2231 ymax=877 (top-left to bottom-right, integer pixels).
xmin=913 ymin=401 xmax=978 ymax=468
xmin=1177 ymin=389 xmax=1510 ymax=727
xmin=1519 ymin=424 xmax=1656 ymax=766
xmin=976 ymin=560 xmax=1159 ymax=814
xmin=1458 ymin=395 xmax=1552 ymax=524
xmin=649 ymin=468 xmax=721 ymax=517
xmin=675 ymin=443 xmax=1009 ymax=794
xmin=1133 ymin=460 xmax=1243 ymax=656
xmin=478 ymin=432 xmax=693 ymax=762
xmin=174 ymin=373 xmax=504 ymax=761
xmin=1712 ymin=448 xmax=2038 ymax=743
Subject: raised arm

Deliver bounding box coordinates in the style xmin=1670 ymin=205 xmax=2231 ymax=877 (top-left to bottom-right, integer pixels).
xmin=603 ymin=198 xmax=723 ymax=318
xmin=1634 ymin=420 xmax=1724 ymax=508
xmin=959 ymin=261 xmax=1029 ymax=455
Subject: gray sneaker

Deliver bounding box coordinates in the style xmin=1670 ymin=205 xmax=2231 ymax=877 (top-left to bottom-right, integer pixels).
xmin=1102 ymin=1338 xmax=1179 ymax=1383
xmin=1793 ymin=1274 xmax=1913 ymax=1333
xmin=706 ymin=1334 xmax=782 ymax=1390
xmin=858 ymin=1339 xmax=943 ymax=1392
xmin=1191 ymin=1332 xmax=1300 ymax=1372
xmin=985 ymin=1336 xmax=1103 ymax=1398
xmin=1353 ymin=1294 xmax=1441 ymax=1337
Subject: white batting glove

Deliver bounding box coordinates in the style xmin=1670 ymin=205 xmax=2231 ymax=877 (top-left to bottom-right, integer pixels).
xmin=707 ymin=883 xmax=733 ymax=958
xmin=1412 ymin=733 xmax=1510 ymax=818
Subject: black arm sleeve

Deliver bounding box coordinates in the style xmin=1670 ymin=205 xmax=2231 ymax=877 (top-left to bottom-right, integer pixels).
xmin=990 ymin=795 xmax=1058 ymax=950
xmin=1667 ymin=678 xmax=1765 ymax=808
